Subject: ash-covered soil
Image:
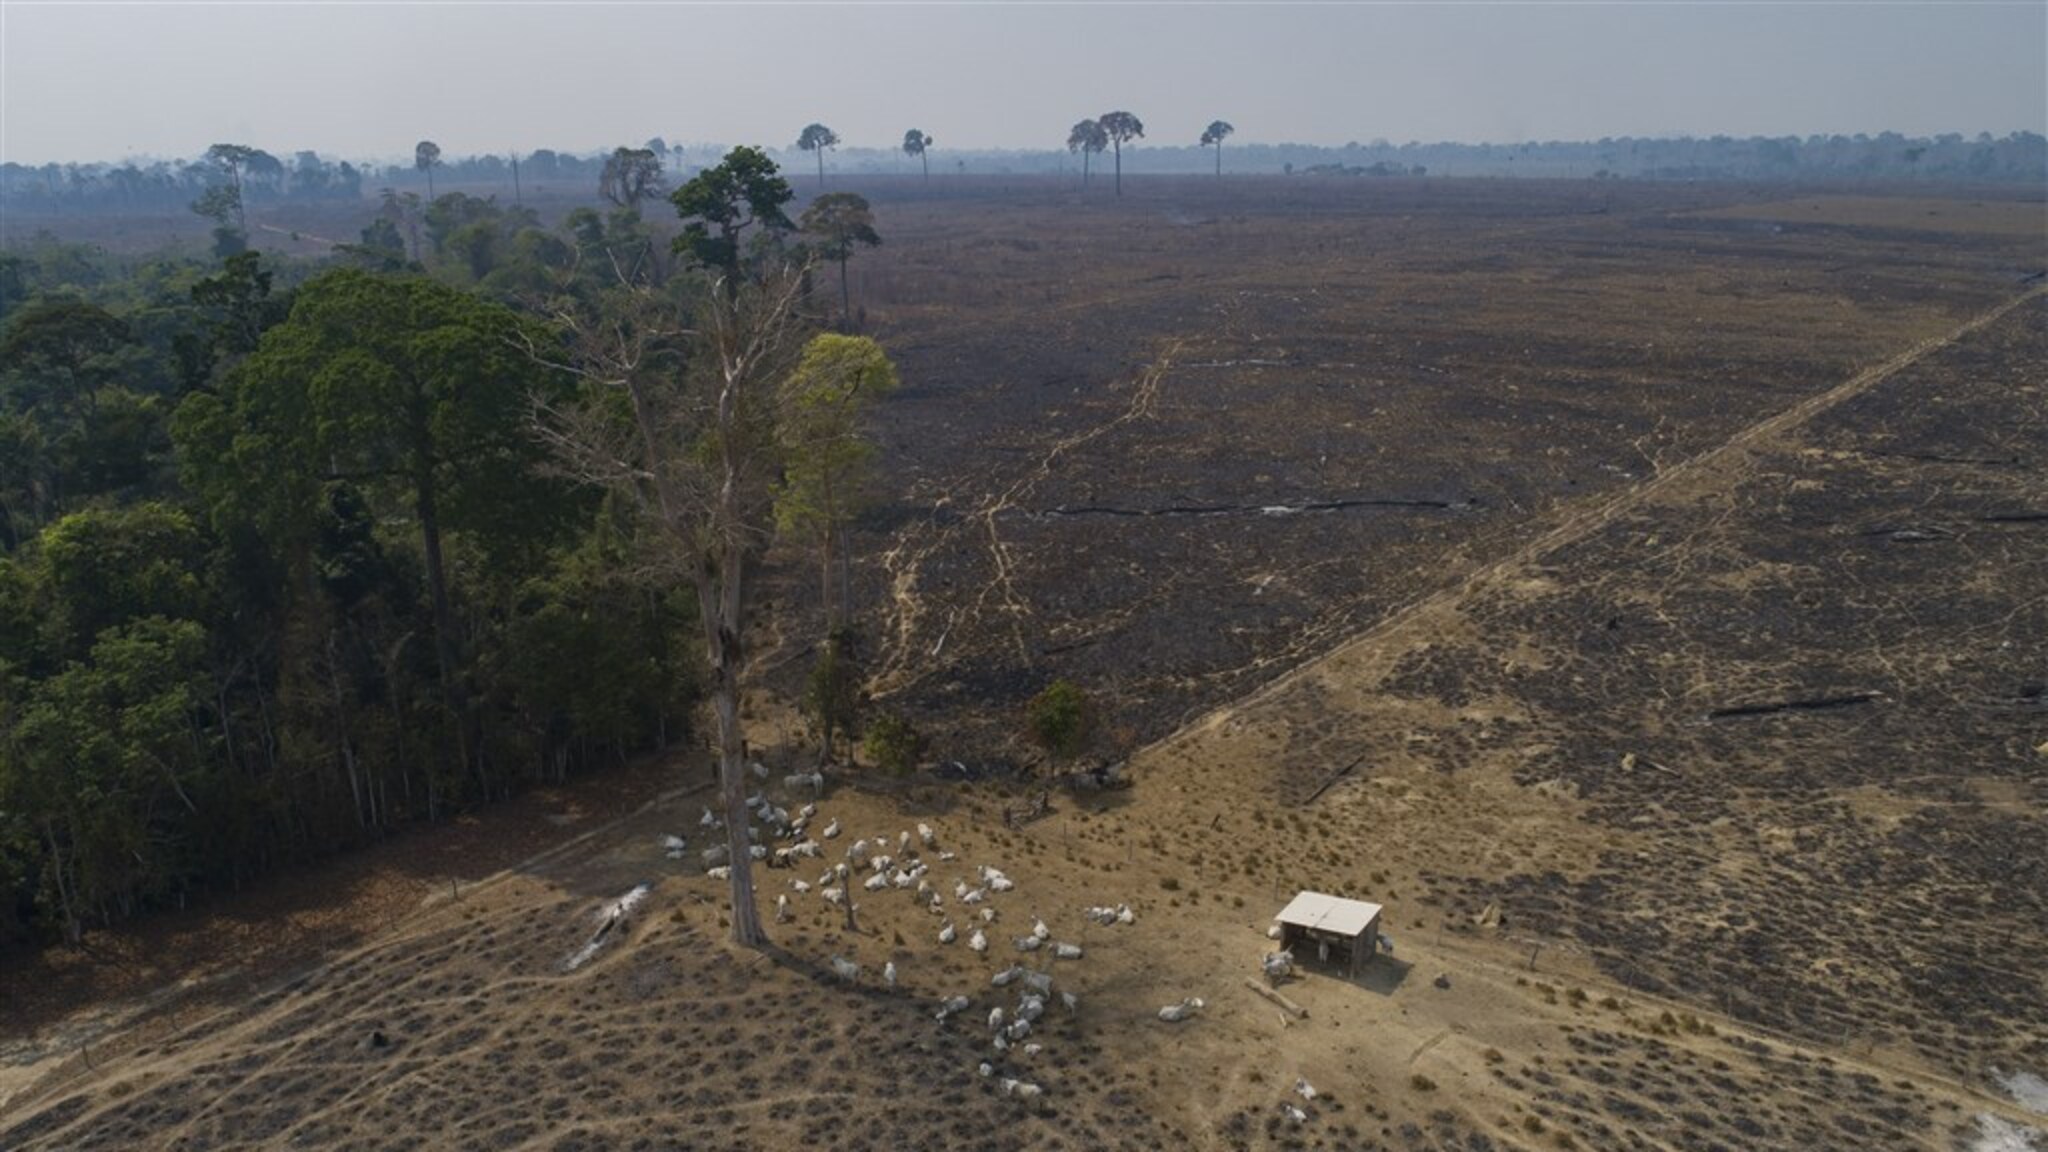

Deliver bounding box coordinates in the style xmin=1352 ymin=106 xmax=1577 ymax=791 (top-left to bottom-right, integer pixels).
xmin=825 ymin=178 xmax=2042 ymax=757
xmin=1429 ymin=296 xmax=2048 ymax=1079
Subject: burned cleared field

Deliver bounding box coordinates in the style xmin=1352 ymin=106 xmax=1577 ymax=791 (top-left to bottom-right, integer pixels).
xmin=1140 ymin=287 xmax=2046 ymax=1147
xmin=830 ymin=177 xmax=2044 ymax=755
xmin=4 ymin=178 xmax=2045 ymax=1150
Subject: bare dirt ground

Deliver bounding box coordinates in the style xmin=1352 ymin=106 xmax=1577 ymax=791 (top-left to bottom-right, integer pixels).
xmin=3 ymin=179 xmax=2044 ymax=1149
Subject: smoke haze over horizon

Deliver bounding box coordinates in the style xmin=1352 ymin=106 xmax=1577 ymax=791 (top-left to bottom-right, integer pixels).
xmin=2 ymin=2 xmax=2043 ymax=165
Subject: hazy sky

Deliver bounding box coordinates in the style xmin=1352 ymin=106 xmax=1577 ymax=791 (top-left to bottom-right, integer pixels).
xmin=3 ymin=2 xmax=2043 ymax=164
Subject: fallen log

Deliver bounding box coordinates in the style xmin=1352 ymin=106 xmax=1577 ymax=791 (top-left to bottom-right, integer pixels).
xmin=1244 ymin=977 xmax=1309 ymax=1019
xmin=1865 ymin=449 xmax=2027 ymax=468
xmin=1707 ymin=692 xmax=1881 ymax=720
xmin=1302 ymin=752 xmax=1370 ymax=805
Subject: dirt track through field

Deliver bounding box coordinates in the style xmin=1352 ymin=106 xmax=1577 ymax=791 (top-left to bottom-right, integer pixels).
xmin=1163 ymin=284 xmax=2048 ymax=764
xmin=875 ymin=338 xmax=1186 ymax=688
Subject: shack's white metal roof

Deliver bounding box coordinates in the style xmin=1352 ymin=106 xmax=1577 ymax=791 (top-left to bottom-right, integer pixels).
xmin=1276 ymin=891 xmax=1384 ymax=938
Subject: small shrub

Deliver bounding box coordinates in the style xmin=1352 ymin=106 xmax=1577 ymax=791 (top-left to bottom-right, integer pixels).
xmin=862 ymin=712 xmax=925 ymax=776
xmin=1409 ymin=1074 xmax=1437 ymax=1092
xmin=1025 ymin=679 xmax=1096 ymax=762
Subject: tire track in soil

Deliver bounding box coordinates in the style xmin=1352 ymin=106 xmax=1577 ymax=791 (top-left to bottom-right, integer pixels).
xmin=1407 ymin=1027 xmax=1454 ymax=1066
xmin=1151 ymin=285 xmax=2048 ymax=770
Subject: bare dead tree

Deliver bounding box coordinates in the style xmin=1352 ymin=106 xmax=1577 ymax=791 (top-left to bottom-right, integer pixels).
xmin=524 ymin=256 xmax=813 ymax=948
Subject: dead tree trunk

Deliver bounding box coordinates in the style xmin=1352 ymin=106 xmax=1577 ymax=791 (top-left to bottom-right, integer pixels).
xmin=702 ymin=571 xmax=764 ymax=946
xmin=530 ymin=265 xmax=812 ymax=951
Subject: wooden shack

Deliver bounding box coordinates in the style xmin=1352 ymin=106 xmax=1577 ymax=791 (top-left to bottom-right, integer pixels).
xmin=1275 ymin=891 xmax=1383 ymax=978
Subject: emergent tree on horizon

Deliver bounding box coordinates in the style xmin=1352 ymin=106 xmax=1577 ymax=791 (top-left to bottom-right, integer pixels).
xmin=1201 ymin=120 xmax=1236 ymax=176
xmin=1067 ymin=119 xmax=1108 ymax=186
xmin=191 ymin=144 xmax=259 ymax=254
xmin=796 ymin=123 xmax=841 ymax=190
xmin=414 ymin=140 xmax=442 ymax=200
xmin=902 ymin=129 xmax=933 ymax=182
xmin=1098 ymin=112 xmax=1144 ymax=195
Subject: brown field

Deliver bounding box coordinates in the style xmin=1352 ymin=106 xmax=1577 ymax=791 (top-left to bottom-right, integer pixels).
xmin=1689 ymin=195 xmax=2047 ymax=238
xmin=4 ymin=177 xmax=2045 ymax=1150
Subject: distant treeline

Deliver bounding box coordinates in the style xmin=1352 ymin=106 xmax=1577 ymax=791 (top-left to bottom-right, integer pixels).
xmin=3 ymin=152 xmax=372 ymax=216
xmin=0 ymin=149 xmax=602 ymax=218
xmin=829 ymin=131 xmax=2048 ymax=183
xmin=1117 ymin=131 xmax=2048 ymax=183
xmin=6 ymin=130 xmax=2045 ymax=218
xmin=0 ymin=205 xmax=716 ymax=945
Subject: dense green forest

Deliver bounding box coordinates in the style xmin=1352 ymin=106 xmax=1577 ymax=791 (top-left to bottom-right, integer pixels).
xmin=0 ymin=150 xmax=870 ymax=946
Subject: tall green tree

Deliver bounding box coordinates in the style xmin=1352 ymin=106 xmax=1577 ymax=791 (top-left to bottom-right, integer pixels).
xmin=177 ymin=269 xmax=574 ymax=800
xmin=0 ymin=297 xmax=131 ymax=418
xmin=1068 ymin=119 xmax=1108 ymax=186
xmin=182 ymin=251 xmax=289 ymax=377
xmin=1 ymin=297 xmax=166 ymax=533
xmin=36 ymin=503 xmax=205 ymax=657
xmin=1 ymin=502 xmax=214 ymax=941
xmin=774 ymin=335 xmax=897 ymax=764
xmin=418 ymin=193 xmax=542 ymax=284
xmin=1098 ymin=111 xmax=1144 ymax=195
xmin=1201 ymin=120 xmax=1235 ymax=176
xmin=6 ymin=615 xmax=213 ymax=942
xmin=669 ymin=146 xmax=796 ymax=292
xmin=774 ymin=333 xmax=897 ymax=637
xmin=902 ymin=129 xmax=933 ymax=183
xmin=796 ymin=123 xmax=840 ymax=190
xmin=799 ymin=193 xmax=881 ymax=331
